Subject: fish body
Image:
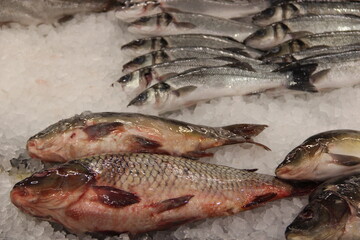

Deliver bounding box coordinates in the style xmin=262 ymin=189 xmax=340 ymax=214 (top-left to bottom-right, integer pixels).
xmin=11 ymin=153 xmax=306 ymax=234
xmin=127 ymin=12 xmax=257 ymax=42
xmin=245 ymin=15 xmax=360 ymax=50
xmin=253 ymin=1 xmax=360 ymax=26
xmin=27 ymin=111 xmax=268 ymax=163
xmin=286 ymin=174 xmax=360 ymax=240
xmin=122 ymin=47 xmax=271 ymax=73
xmin=121 ymin=34 xmax=261 ymax=58
xmin=0 ymin=0 xmax=124 ymax=25
xmin=116 ymin=57 xmax=239 ymax=95
xmin=127 ymin=64 xmax=317 ymax=112
xmin=276 ymin=130 xmax=360 ymax=181
xmin=261 ymin=31 xmax=360 ymax=62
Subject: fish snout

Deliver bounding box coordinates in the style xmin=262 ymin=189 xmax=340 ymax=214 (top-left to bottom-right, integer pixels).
xmin=275 ymin=166 xmax=292 ymax=178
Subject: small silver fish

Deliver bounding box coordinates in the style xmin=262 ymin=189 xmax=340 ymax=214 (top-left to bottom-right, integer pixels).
xmin=127 ymin=12 xmax=257 ymax=42
xmin=245 ymin=15 xmax=360 ymax=50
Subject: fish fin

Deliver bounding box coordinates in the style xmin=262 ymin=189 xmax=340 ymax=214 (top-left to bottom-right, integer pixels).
xmin=224 ymin=62 xmax=256 ymax=72
xmin=161 ymin=7 xmax=183 ymax=13
xmin=175 ymin=22 xmax=196 ymax=29
xmin=244 ymin=169 xmax=258 ymax=172
xmin=83 ymin=122 xmax=124 ymax=140
xmin=133 ymin=136 xmax=162 ymax=149
xmin=58 ymin=15 xmax=74 ymax=24
xmin=310 ymin=69 xmax=331 ymax=83
xmin=222 ymin=124 xmax=268 ymax=138
xmin=183 ymin=151 xmax=213 ymax=159
xmin=330 ymin=153 xmax=360 ymax=166
xmin=173 ymin=86 xmax=197 ymax=97
xmin=243 ymin=192 xmax=277 ymax=209
xmin=92 ymin=186 xmax=140 ymax=208
xmin=158 ymin=72 xmax=178 ymax=81
xmin=157 ymin=217 xmax=197 ymax=230
xmin=289 ymin=31 xmax=313 ymax=39
xmin=223 ymin=48 xmax=251 ymax=58
xmin=283 ymin=63 xmax=319 ymax=92
xmin=154 ymin=195 xmax=194 ymax=214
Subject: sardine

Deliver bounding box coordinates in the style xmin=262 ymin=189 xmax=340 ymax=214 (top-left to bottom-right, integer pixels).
xmin=116 ymin=0 xmax=273 ymax=21
xmin=127 ymin=64 xmax=317 ymax=113
xmin=10 ymin=153 xmax=311 ymax=234
xmin=127 ymin=12 xmax=258 ymax=42
xmin=121 ymin=34 xmax=262 ymax=58
xmin=122 ymin=47 xmax=271 ymax=73
xmin=27 ymin=111 xmax=269 ymax=163
xmin=244 ymin=15 xmax=360 ymax=50
xmin=253 ymin=1 xmax=360 ymax=26
xmin=261 ymin=31 xmax=360 ymax=62
xmin=115 ymin=57 xmax=239 ymax=95
xmin=286 ymin=174 xmax=360 ymax=240
xmin=276 ymin=130 xmax=360 ymax=181
xmin=0 ymin=0 xmax=125 ymax=25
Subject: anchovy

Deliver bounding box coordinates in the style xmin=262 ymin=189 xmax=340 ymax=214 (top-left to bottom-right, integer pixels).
xmin=253 ymin=1 xmax=360 ymax=26
xmin=127 ymin=12 xmax=258 ymax=42
xmin=115 ymin=57 xmax=239 ymax=95
xmin=10 ymin=153 xmax=311 ymax=234
xmin=122 ymin=47 xmax=272 ymax=73
xmin=27 ymin=111 xmax=269 ymax=162
xmin=127 ymin=64 xmax=317 ymax=113
xmin=244 ymin=15 xmax=360 ymax=50
xmin=0 ymin=0 xmax=124 ymax=25
xmin=121 ymin=34 xmax=262 ymax=58
xmin=261 ymin=31 xmax=360 ymax=62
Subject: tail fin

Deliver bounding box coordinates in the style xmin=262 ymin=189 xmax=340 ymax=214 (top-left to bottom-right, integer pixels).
xmin=278 ymin=63 xmax=319 ymax=92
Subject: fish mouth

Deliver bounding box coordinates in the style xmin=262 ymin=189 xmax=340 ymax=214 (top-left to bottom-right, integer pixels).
xmin=275 ymin=166 xmax=292 ymax=178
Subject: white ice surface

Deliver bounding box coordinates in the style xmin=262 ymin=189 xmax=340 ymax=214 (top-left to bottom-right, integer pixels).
xmin=1 ymin=12 xmax=360 ymax=240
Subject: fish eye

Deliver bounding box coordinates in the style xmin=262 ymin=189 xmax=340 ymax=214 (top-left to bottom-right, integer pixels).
xmin=133 ymin=56 xmax=145 ymax=64
xmin=118 ymin=74 xmax=132 ymax=83
xmin=138 ymin=16 xmax=150 ymax=23
xmin=263 ymin=7 xmax=275 ymax=17
xmin=300 ymin=209 xmax=314 ymax=220
xmin=136 ymin=92 xmax=148 ymax=103
xmin=133 ymin=39 xmax=144 ymax=46
xmin=155 ymin=83 xmax=170 ymax=91
xmin=270 ymin=46 xmax=280 ymax=53
xmin=255 ymin=29 xmax=267 ymax=37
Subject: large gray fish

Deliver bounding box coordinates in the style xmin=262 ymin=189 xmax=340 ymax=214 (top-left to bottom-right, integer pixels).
xmin=10 ymin=153 xmax=312 ymax=235
xmin=244 ymin=15 xmax=360 ymax=50
xmin=121 ymin=34 xmax=262 ymax=58
xmin=276 ymin=130 xmax=360 ymax=181
xmin=261 ymin=31 xmax=360 ymax=62
xmin=27 ymin=111 xmax=269 ymax=163
xmin=0 ymin=0 xmax=125 ymax=25
xmin=122 ymin=47 xmax=272 ymax=73
xmin=115 ymin=57 xmax=239 ymax=95
xmin=127 ymin=64 xmax=317 ymax=113
xmin=277 ymin=49 xmax=360 ymax=91
xmin=116 ymin=0 xmax=273 ymax=21
xmin=127 ymin=12 xmax=258 ymax=42
xmin=253 ymin=1 xmax=360 ymax=26
xmin=286 ymin=174 xmax=360 ymax=240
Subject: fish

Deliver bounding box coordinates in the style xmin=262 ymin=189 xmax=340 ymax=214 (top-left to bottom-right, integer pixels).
xmin=26 ymin=111 xmax=269 ymax=163
xmin=115 ymin=57 xmax=239 ymax=95
xmin=10 ymin=153 xmax=313 ymax=235
xmin=286 ymin=174 xmax=360 ymax=240
xmin=127 ymin=64 xmax=318 ymax=113
xmin=253 ymin=1 xmax=360 ymax=26
xmin=276 ymin=49 xmax=360 ymax=91
xmin=121 ymin=34 xmax=262 ymax=58
xmin=122 ymin=47 xmax=273 ymax=73
xmin=276 ymin=130 xmax=360 ymax=182
xmin=0 ymin=0 xmax=125 ymax=25
xmin=127 ymin=12 xmax=258 ymax=42
xmin=116 ymin=0 xmax=273 ymax=21
xmin=260 ymin=31 xmax=360 ymax=62
xmin=244 ymin=15 xmax=360 ymax=50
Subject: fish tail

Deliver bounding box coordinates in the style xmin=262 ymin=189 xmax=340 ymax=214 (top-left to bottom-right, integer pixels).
xmin=282 ymin=63 xmax=319 ymax=92
xmin=284 ymin=179 xmax=320 ymax=197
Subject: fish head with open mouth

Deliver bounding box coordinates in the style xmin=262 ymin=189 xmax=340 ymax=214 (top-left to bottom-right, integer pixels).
xmin=117 ymin=67 xmax=153 ymax=94
xmin=10 ymin=162 xmax=94 ymax=219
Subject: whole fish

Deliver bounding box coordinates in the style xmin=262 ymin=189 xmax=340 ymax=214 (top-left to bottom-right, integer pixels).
xmin=122 ymin=47 xmax=271 ymax=73
xmin=127 ymin=64 xmax=317 ymax=113
xmin=121 ymin=34 xmax=262 ymax=58
xmin=127 ymin=12 xmax=258 ymax=42
xmin=244 ymin=15 xmax=360 ymax=50
xmin=115 ymin=57 xmax=239 ymax=95
xmin=116 ymin=0 xmax=273 ymax=21
xmin=276 ymin=130 xmax=360 ymax=181
xmin=0 ymin=0 xmax=125 ymax=25
xmin=261 ymin=31 xmax=360 ymax=62
xmin=286 ymin=174 xmax=360 ymax=240
xmin=253 ymin=1 xmax=360 ymax=26
xmin=10 ymin=153 xmax=311 ymax=235
xmin=27 ymin=111 xmax=269 ymax=163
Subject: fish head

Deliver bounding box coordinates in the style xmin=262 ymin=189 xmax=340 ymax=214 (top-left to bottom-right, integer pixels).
xmin=286 ymin=194 xmax=350 ymax=240
xmin=244 ymin=22 xmax=290 ymax=50
xmin=10 ymin=162 xmax=94 ymax=218
xmin=117 ymin=68 xmax=153 ymax=94
xmin=123 ymin=54 xmax=152 ymax=73
xmin=128 ymin=13 xmax=174 ymax=35
xmin=252 ymin=5 xmax=283 ymax=26
xmin=128 ymin=82 xmax=172 ymax=109
xmin=116 ymin=1 xmax=161 ymax=21
xmin=122 ymin=38 xmax=151 ymax=52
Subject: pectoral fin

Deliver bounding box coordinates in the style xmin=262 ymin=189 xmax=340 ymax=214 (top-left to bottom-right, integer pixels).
xmin=242 ymin=192 xmax=277 ymax=209
xmin=84 ymin=122 xmax=124 ymax=140
xmin=133 ymin=136 xmax=162 ymax=149
xmin=92 ymin=186 xmax=140 ymax=208
xmin=173 ymin=86 xmax=197 ymax=97
xmin=330 ymin=153 xmax=360 ymax=166
xmin=310 ymin=69 xmax=331 ymax=83
xmin=154 ymin=195 xmax=194 ymax=213
xmin=290 ymin=31 xmax=313 ymax=39
xmin=175 ymin=22 xmax=196 ymax=29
